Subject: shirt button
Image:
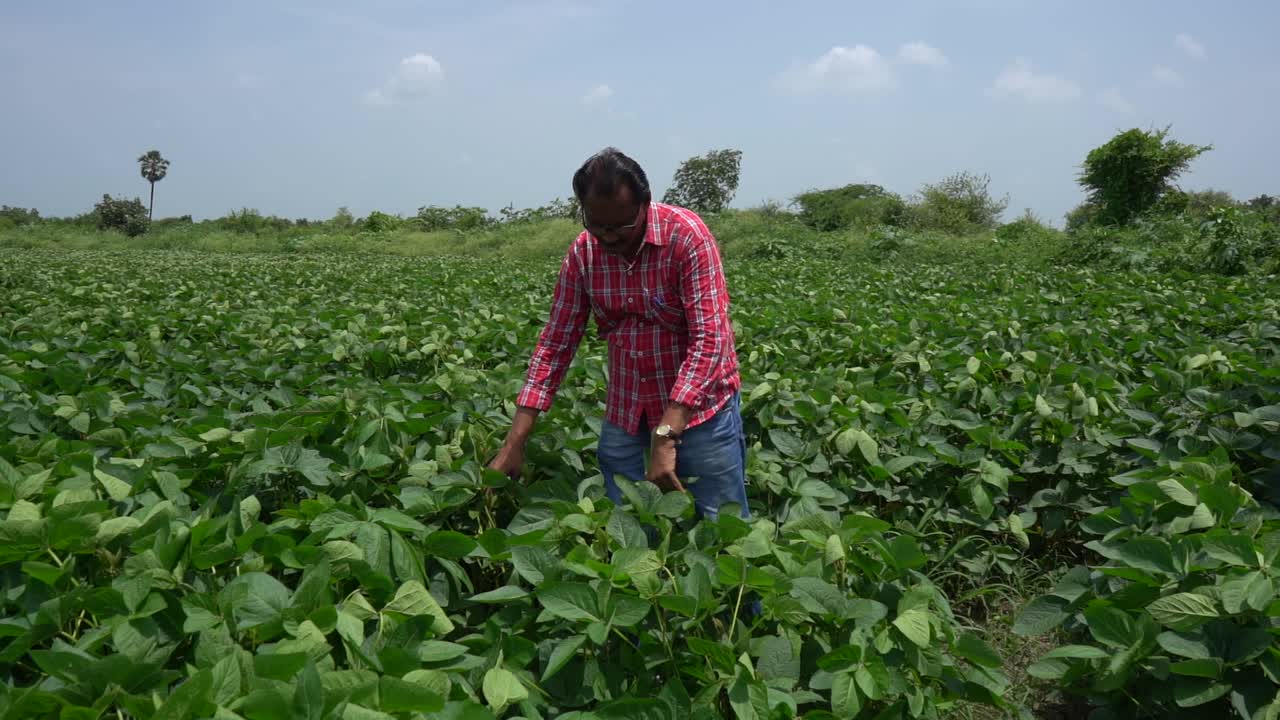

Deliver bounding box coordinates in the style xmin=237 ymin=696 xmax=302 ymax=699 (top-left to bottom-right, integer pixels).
xmin=627 ymin=297 xmax=634 ymax=304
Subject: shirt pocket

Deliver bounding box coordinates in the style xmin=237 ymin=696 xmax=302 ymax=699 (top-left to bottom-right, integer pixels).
xmin=645 ymin=284 xmax=686 ymax=334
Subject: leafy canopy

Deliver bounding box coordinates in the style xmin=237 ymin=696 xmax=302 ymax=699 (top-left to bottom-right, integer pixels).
xmin=662 ymin=148 xmax=743 ymax=214
xmin=1078 ymin=127 xmax=1211 ymax=226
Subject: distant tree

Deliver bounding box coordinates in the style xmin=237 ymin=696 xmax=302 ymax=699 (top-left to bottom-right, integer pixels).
xmin=137 ymin=150 xmax=170 ymax=220
xmin=792 ymin=184 xmax=906 ymax=231
xmin=662 ymin=149 xmax=743 ymax=214
xmin=908 ymin=171 xmax=1008 ymax=234
xmin=94 ymin=194 xmax=150 ymax=236
xmin=1078 ymin=127 xmax=1211 ymax=226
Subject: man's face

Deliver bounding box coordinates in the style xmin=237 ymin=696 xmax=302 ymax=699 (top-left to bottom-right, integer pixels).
xmin=582 ymin=185 xmax=647 ymax=257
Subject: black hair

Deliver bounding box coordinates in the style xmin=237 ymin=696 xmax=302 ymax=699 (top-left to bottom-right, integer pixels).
xmin=571 ymin=147 xmax=652 ymax=204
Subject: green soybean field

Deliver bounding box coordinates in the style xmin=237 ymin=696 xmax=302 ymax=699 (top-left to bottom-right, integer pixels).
xmin=1 ymin=247 xmax=1278 ymax=720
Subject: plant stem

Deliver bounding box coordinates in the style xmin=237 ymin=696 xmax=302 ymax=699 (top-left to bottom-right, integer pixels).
xmin=728 ymin=558 xmax=746 ymax=637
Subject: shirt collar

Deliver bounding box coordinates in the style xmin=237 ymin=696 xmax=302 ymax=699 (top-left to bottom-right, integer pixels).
xmin=642 ymin=201 xmax=667 ymax=247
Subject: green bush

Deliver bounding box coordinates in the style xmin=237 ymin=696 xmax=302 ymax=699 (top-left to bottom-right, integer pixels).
xmin=792 ymin=184 xmax=906 ymax=231
xmin=92 ymin=194 xmax=150 ymax=237
xmin=216 ymin=208 xmax=295 ymax=234
xmin=362 ymin=210 xmax=403 ymax=233
xmin=1079 ymin=127 xmax=1212 ymax=226
xmin=1200 ymin=207 xmax=1279 ymax=276
xmin=414 ymin=205 xmax=493 ymax=232
xmin=0 ymin=206 xmax=40 ymax=231
xmin=907 ymin=172 xmax=1008 ymax=234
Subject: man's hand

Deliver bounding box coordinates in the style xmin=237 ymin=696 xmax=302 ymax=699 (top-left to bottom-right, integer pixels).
xmin=488 ymin=441 xmax=525 ymax=481
xmin=645 ymin=401 xmax=694 ymax=493
xmin=486 ymin=406 xmax=540 ymax=485
xmin=646 ymin=437 xmax=684 ymax=493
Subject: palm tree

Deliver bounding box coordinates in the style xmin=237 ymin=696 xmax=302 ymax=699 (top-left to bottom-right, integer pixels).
xmin=137 ymin=150 xmax=170 ymax=220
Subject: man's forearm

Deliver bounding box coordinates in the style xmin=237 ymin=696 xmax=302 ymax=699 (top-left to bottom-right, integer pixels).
xmin=658 ymin=401 xmax=694 ymax=434
xmin=504 ymin=406 xmax=541 ymax=446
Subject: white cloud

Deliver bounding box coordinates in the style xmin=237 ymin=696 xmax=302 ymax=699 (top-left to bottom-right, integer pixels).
xmin=582 ymin=84 xmax=613 ymax=105
xmin=777 ymin=45 xmax=896 ymax=94
xmin=1175 ymin=33 xmax=1207 ymax=60
xmin=364 ymin=53 xmax=444 ymax=105
xmin=897 ymin=42 xmax=948 ymax=68
xmin=990 ymin=59 xmax=1081 ymax=102
xmin=1097 ymin=87 xmax=1135 ymax=114
xmin=1152 ymin=64 xmax=1183 ymax=87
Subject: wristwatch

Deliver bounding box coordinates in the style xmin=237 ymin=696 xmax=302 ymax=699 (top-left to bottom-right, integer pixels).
xmin=653 ymin=424 xmax=682 ymax=445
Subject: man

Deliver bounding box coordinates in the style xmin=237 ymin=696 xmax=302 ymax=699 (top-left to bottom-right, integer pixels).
xmin=487 ymin=147 xmax=750 ymax=520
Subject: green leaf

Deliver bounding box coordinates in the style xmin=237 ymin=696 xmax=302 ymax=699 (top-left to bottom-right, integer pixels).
xmin=955 ymin=633 xmax=1001 ymax=668
xmin=380 ymin=676 xmax=444 ymax=713
xmin=222 ymin=572 xmax=291 ymax=631
xmin=818 ymin=645 xmax=863 ymax=672
xmin=1201 ymin=532 xmax=1257 ymax=568
xmin=481 ymin=667 xmax=527 ymax=713
xmin=423 ymin=530 xmax=476 ymax=559
xmin=537 ymin=582 xmax=600 ymax=623
xmin=756 ymin=635 xmax=800 ymax=682
xmin=153 ymin=668 xmax=213 ymax=720
xmin=1084 ymin=606 xmax=1137 ymax=648
xmin=541 ymin=634 xmax=586 ymax=682
xmin=1220 ymin=571 xmax=1273 ymax=614
xmin=830 ymin=671 xmax=861 ymax=719
xmin=1147 ymin=593 xmax=1220 ymax=631
xmin=1116 ymin=536 xmax=1177 ymax=576
xmin=1157 ymin=631 xmax=1211 ymax=659
xmin=887 ymin=535 xmax=925 ymax=571
xmin=1170 ymin=658 xmax=1223 ymax=678
xmin=1014 ymin=595 xmax=1071 ymax=637
xmin=511 ymin=545 xmax=558 ymax=585
xmin=468 ymin=586 xmax=529 ymax=604
xmin=94 ymin=468 xmax=133 ymax=501
xmin=1173 ymin=679 xmax=1231 ymax=708
xmin=383 ymin=581 xmax=453 ymax=635
xmin=1157 ymin=479 xmax=1198 ymax=506
xmin=729 ymin=671 xmax=771 ymax=720
xmin=892 ymin=608 xmax=932 ymax=648
xmin=417 ymin=641 xmax=469 ymax=663
xmin=292 ymin=660 xmax=324 ymax=720
xmin=199 ymin=427 xmax=232 ymax=443
xmin=769 ymin=428 xmax=805 ymax=458
xmin=606 ymin=510 xmax=647 ymax=549
xmin=885 ymin=455 xmax=926 ymax=475
xmin=1043 ymin=645 xmax=1111 ymax=660
xmin=1035 ymin=394 xmax=1052 ymax=417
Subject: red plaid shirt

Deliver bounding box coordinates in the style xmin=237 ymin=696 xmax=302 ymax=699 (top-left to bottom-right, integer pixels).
xmin=517 ymin=202 xmax=740 ymax=435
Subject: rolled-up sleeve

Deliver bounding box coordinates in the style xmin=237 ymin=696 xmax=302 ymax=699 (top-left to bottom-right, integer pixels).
xmin=517 ymin=246 xmax=589 ymax=411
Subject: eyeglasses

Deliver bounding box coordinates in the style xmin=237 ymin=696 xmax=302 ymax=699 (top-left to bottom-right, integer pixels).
xmin=581 ymin=203 xmax=646 ymax=237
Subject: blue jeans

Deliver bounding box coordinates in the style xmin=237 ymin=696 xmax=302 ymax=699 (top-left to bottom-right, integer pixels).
xmin=597 ymin=393 xmax=750 ymax=520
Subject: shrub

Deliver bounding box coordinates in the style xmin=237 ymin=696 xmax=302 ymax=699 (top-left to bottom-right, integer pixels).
xmin=907 ymin=172 xmax=1008 ymax=234
xmin=1200 ymin=206 xmax=1279 ymax=276
xmin=331 ymin=206 xmax=355 ymax=229
xmin=498 ymin=197 xmax=580 ymax=225
xmin=414 ymin=205 xmax=493 ymax=232
xmin=362 ymin=210 xmax=403 ymax=233
xmin=662 ymin=148 xmax=743 ymax=214
xmin=1079 ymin=127 xmax=1212 ymax=226
xmin=217 ymin=208 xmax=294 ymax=234
xmin=792 ymin=184 xmax=906 ymax=231
xmin=0 ymin=206 xmax=40 ymax=230
xmin=93 ymin=194 xmax=150 ymax=236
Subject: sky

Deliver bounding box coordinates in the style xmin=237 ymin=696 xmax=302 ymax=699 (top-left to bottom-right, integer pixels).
xmin=2 ymin=1 xmax=1278 ymax=225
